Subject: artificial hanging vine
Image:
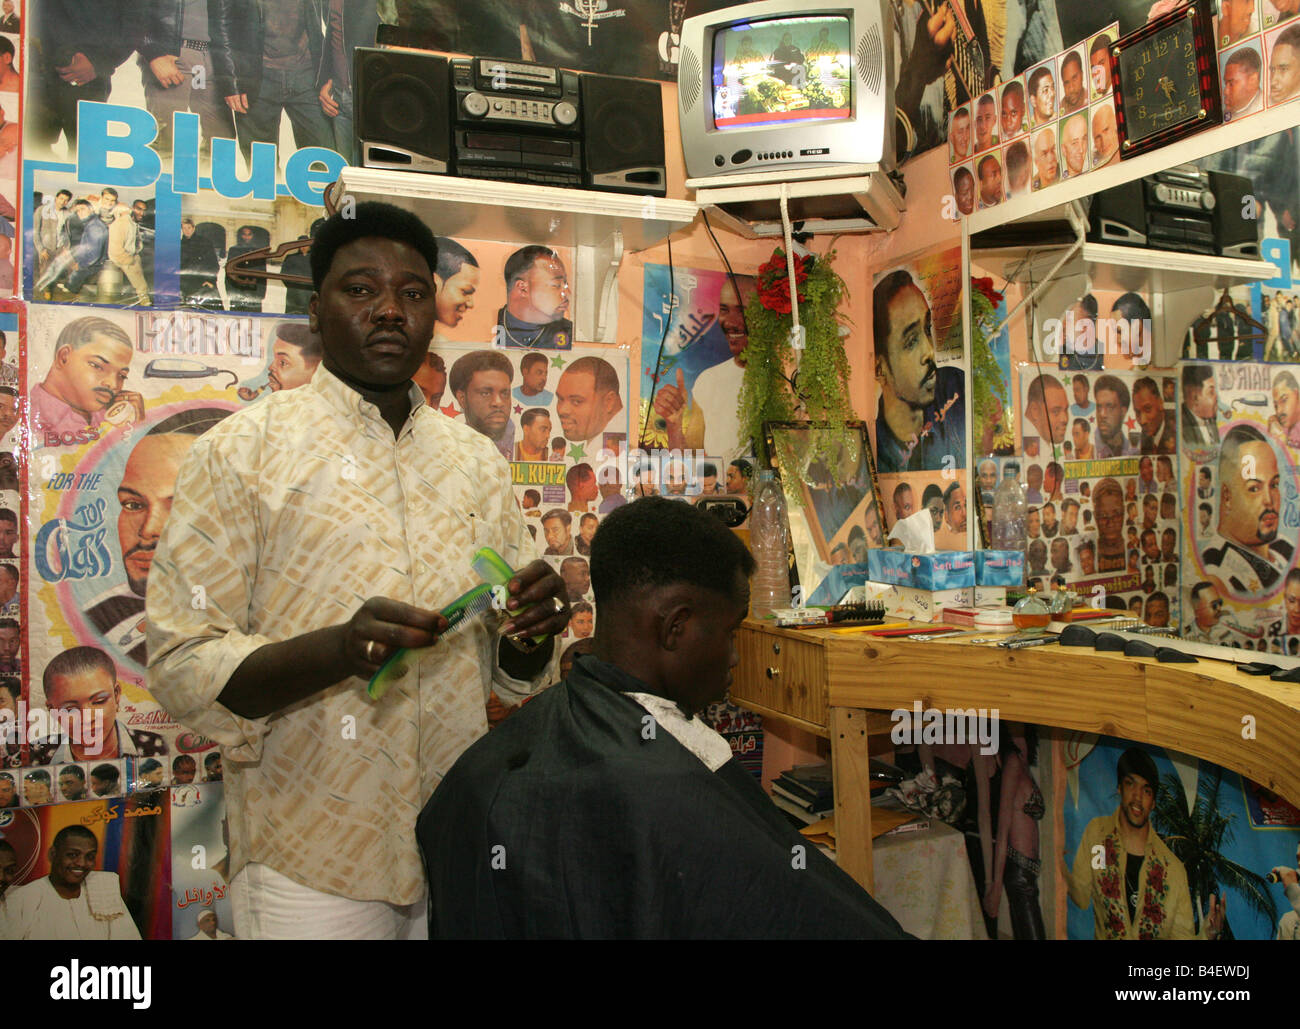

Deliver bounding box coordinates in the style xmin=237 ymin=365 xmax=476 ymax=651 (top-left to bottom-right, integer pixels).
xmin=738 ymin=246 xmax=854 ymax=479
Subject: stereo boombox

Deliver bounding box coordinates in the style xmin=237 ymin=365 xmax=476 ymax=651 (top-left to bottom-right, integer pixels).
xmin=1086 ymin=165 xmax=1259 ymax=259
xmin=354 ymin=49 xmax=667 ymax=197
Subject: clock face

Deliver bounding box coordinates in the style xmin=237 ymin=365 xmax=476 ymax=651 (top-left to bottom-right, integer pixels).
xmin=1116 ymin=18 xmax=1203 ymax=145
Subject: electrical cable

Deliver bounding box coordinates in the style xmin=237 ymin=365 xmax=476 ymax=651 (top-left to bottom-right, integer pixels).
xmin=701 ymin=209 xmax=750 ymax=343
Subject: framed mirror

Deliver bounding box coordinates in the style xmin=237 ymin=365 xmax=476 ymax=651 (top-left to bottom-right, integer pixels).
xmin=763 ymin=420 xmax=886 ymax=602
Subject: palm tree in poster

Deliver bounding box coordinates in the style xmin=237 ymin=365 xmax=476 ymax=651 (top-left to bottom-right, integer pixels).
xmin=1154 ymin=768 xmax=1274 ymax=940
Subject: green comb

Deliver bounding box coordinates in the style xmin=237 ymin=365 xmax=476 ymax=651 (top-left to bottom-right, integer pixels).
xmin=366 ymin=547 xmax=548 ymax=700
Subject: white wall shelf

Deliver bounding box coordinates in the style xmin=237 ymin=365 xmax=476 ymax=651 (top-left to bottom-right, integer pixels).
xmin=962 ymin=104 xmax=1300 ymax=381
xmin=334 ymin=168 xmax=699 ymax=343
xmin=691 ymin=165 xmax=905 ymax=238
xmin=967 ymin=103 xmax=1300 ymax=236
xmin=970 ymin=242 xmax=1276 ymax=295
xmin=970 ymin=240 xmax=1278 ymax=366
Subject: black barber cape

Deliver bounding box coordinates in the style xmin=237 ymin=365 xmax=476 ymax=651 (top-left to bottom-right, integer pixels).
xmin=416 ymin=655 xmax=910 ymax=939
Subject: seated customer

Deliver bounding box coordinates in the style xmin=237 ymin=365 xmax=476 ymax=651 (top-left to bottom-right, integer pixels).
xmin=418 ymin=497 xmax=909 ymax=939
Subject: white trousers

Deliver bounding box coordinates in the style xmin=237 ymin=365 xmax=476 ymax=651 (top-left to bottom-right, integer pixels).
xmin=230 ymin=862 xmax=428 ymax=940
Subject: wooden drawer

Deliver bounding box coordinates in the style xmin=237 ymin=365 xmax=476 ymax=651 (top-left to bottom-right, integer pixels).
xmin=732 ymin=626 xmax=828 ymax=730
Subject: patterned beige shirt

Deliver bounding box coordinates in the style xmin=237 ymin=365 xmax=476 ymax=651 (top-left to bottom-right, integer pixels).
xmin=146 ymin=365 xmax=542 ymax=905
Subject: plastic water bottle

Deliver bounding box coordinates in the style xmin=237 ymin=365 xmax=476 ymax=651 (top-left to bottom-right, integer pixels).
xmin=991 ymin=461 xmax=1027 ymax=552
xmin=749 ymin=469 xmax=792 ymax=618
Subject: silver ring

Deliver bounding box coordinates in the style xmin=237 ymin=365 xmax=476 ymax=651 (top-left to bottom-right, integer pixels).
xmin=366 ymin=639 xmax=381 ymax=663
xmin=552 ymin=597 xmax=567 ymax=614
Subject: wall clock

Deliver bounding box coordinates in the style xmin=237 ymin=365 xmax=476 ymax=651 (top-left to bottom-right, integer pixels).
xmin=1110 ymin=0 xmax=1222 ymax=159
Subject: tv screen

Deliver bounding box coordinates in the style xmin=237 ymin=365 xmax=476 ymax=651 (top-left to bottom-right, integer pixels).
xmin=711 ymin=15 xmax=853 ymax=130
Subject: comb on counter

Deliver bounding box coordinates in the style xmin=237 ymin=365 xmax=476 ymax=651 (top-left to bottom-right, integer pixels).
xmin=771 ymin=601 xmax=887 ymax=629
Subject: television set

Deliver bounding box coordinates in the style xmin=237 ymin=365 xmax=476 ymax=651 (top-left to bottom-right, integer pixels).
xmin=678 ymin=0 xmax=895 ymax=186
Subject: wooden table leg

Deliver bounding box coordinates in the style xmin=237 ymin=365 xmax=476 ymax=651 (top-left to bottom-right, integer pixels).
xmin=831 ymin=706 xmax=874 ymax=892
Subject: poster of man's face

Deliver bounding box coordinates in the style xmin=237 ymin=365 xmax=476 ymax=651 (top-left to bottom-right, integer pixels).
xmin=638 ymin=263 xmax=757 ymax=464
xmin=871 ymin=247 xmax=965 ymax=476
xmin=1266 ymin=21 xmax=1300 ymax=103
xmin=1089 ymin=31 xmax=1115 ymax=100
xmin=1058 ymin=47 xmax=1088 ymax=116
xmin=1090 ymin=99 xmax=1120 ymax=169
xmin=1219 ymin=0 xmax=1260 ymax=49
xmin=949 ymin=104 xmax=972 ymax=163
xmin=418 ymin=239 xmax=578 ymax=347
xmin=1221 ymin=41 xmax=1265 ymax=118
xmin=999 ymin=78 xmax=1027 ymax=140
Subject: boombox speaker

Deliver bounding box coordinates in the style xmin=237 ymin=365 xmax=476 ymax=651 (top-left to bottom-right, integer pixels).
xmin=354 ymin=48 xmax=451 ymax=174
xmin=1208 ymin=171 xmax=1261 ymax=259
xmin=1086 ymin=179 xmax=1146 ymax=246
xmin=580 ymin=75 xmax=667 ymax=197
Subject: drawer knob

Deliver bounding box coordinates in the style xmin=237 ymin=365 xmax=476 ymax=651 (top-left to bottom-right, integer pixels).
xmin=766 ymin=666 xmax=780 ymax=679
xmin=772 ymin=642 xmax=781 ymax=655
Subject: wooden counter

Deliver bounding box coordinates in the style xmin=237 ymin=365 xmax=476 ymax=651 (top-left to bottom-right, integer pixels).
xmin=732 ymin=620 xmax=1300 ymax=891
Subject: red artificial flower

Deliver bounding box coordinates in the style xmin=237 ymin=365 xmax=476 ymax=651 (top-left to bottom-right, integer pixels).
xmin=971 ymin=276 xmax=1004 ymax=308
xmin=757 ymin=248 xmax=814 ymax=314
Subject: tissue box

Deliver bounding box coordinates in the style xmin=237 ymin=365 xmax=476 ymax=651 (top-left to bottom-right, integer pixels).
xmin=974 ymin=585 xmax=1007 ymax=607
xmin=867 ymin=549 xmax=913 ymax=588
xmin=857 ymin=582 xmax=972 ymax=623
xmin=807 ymin=563 xmax=873 ymax=606
xmin=976 ymin=549 xmax=1025 ymax=588
xmin=894 ymin=586 xmax=973 ymax=622
xmin=909 ymin=551 xmax=976 ymax=591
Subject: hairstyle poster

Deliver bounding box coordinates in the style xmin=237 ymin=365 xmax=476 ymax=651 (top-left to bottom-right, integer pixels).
xmin=25 ymin=306 xmax=270 ymax=779
xmin=428 ymin=341 xmax=629 ymax=660
xmin=1180 ymin=361 xmax=1300 ymax=652
xmin=1019 ymin=366 xmax=1180 ymax=623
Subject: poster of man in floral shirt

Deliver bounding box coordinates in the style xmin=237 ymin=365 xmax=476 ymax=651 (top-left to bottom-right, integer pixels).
xmin=1065 ymin=747 xmax=1226 ymax=940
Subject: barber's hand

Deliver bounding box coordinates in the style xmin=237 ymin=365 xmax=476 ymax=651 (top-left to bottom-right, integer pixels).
xmin=319 ymin=79 xmax=339 ymax=117
xmin=654 ymin=368 xmax=689 ymax=424
xmin=57 ymin=53 xmax=97 ymax=85
xmin=150 ymin=55 xmax=185 ymax=88
xmin=1271 ymin=865 xmax=1299 ymax=886
xmin=226 ymin=93 xmax=249 ymax=115
xmin=500 ymin=560 xmax=570 ymax=640
xmin=341 ymin=597 xmax=449 ymax=677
